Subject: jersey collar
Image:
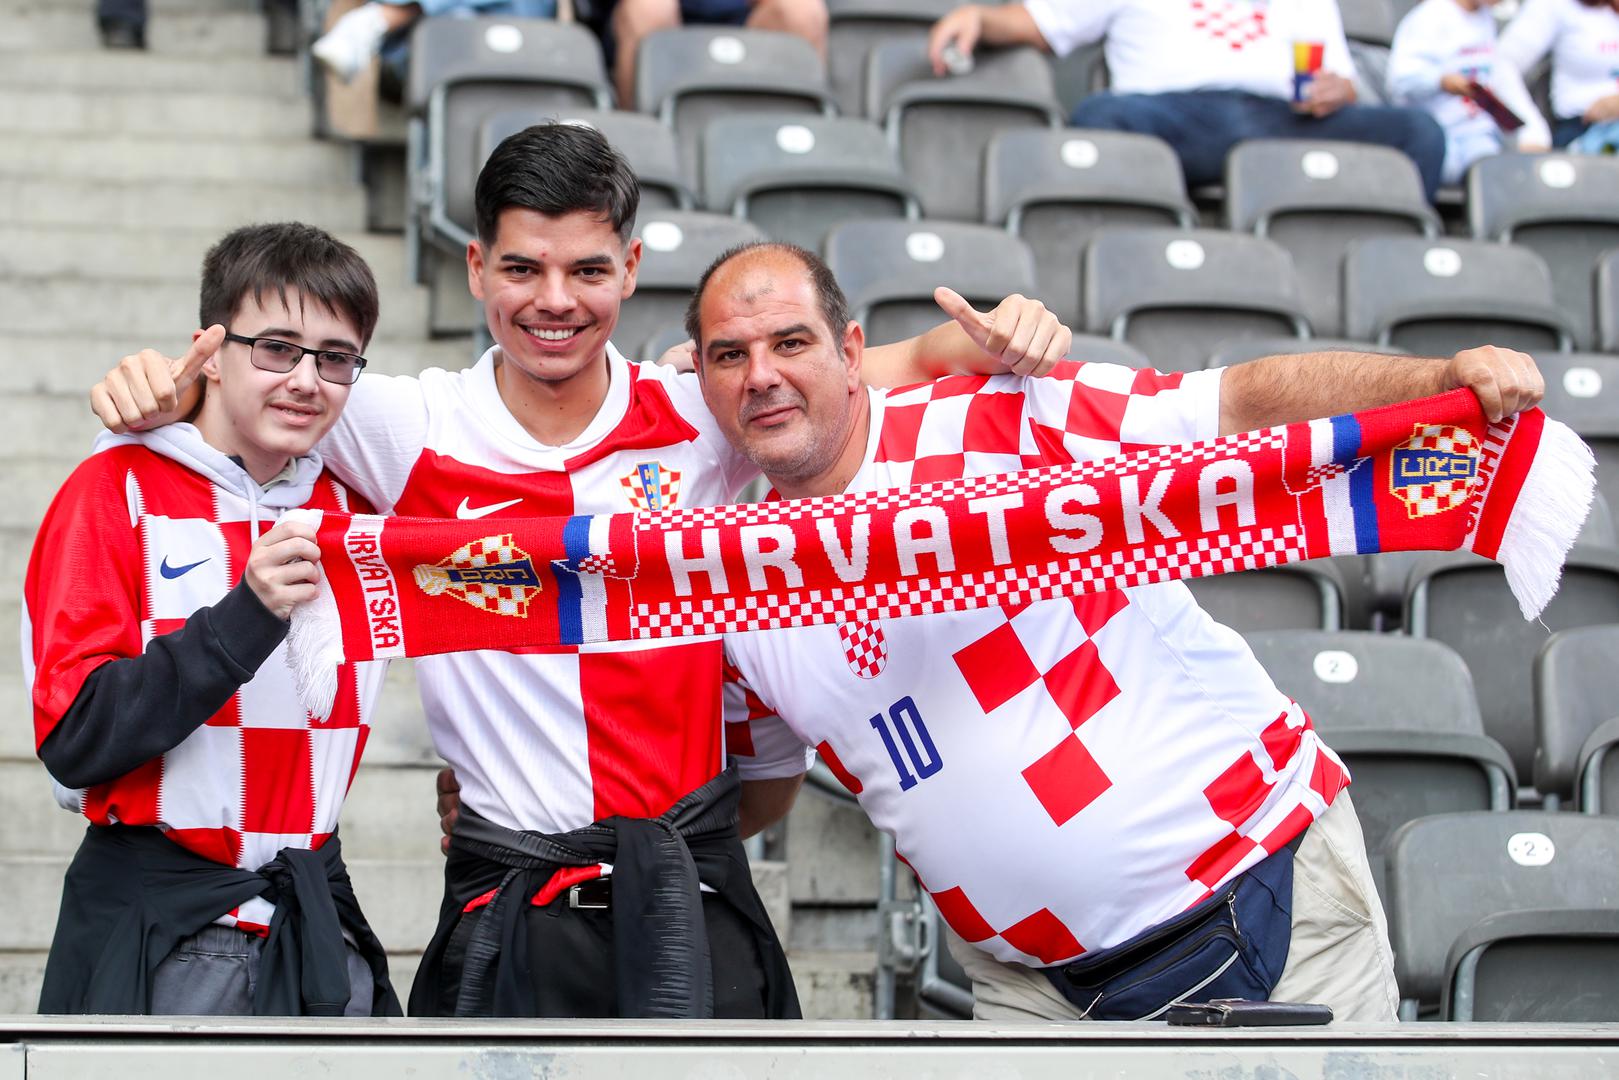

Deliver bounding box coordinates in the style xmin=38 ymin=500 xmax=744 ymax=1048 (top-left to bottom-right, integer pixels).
xmin=469 ymin=342 xmax=634 ymax=455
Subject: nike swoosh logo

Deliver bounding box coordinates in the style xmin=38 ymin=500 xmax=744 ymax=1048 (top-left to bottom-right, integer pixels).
xmin=159 ymin=556 xmax=210 ymax=579
xmin=456 ymin=496 xmax=523 ymax=520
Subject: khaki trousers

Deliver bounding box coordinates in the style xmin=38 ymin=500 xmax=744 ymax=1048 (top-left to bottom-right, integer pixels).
xmin=945 ymin=791 xmax=1401 ymax=1022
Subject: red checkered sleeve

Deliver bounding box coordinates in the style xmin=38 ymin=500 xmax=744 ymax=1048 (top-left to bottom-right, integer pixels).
xmin=24 ymin=452 xmax=145 ymax=750
xmin=722 ymin=649 xmax=813 ymax=780
xmin=1023 ymin=360 xmax=1225 ymax=466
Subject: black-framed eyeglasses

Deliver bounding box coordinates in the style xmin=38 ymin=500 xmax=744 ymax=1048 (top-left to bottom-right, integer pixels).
xmin=224 ymin=332 xmax=368 ymax=386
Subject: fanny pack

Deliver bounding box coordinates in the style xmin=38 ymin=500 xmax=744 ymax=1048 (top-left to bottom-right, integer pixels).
xmin=1045 ymin=835 xmax=1301 ymax=1021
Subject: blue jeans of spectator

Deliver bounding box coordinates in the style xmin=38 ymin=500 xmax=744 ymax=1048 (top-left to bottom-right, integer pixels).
xmin=1552 ymin=116 xmax=1589 ymax=148
xmin=379 ymin=0 xmax=558 ymax=81
xmin=97 ymin=0 xmax=145 ymax=27
xmin=1071 ymin=89 xmax=1447 ymax=201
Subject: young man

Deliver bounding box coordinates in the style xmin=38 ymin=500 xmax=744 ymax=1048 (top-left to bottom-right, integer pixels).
xmin=28 ymin=223 xmax=398 ymax=1016
xmin=87 ymin=123 xmax=1070 ymax=1018
xmin=683 ymin=242 xmax=1542 ymax=1021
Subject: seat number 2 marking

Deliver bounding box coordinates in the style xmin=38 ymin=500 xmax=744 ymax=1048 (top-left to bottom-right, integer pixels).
xmin=870 ymin=696 xmax=942 ymax=790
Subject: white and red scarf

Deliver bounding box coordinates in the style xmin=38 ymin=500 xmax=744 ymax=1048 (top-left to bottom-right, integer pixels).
xmin=287 ymin=391 xmax=1594 ymax=718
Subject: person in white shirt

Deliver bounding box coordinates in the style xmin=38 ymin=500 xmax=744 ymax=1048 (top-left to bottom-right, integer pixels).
xmin=1389 ymin=0 xmax=1552 ymax=184
xmin=1499 ymin=0 xmax=1619 ymax=147
xmin=928 ymin=0 xmax=1448 ymax=198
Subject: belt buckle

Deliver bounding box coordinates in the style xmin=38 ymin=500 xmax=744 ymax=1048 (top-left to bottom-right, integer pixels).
xmin=567 ymin=880 xmax=609 ymax=910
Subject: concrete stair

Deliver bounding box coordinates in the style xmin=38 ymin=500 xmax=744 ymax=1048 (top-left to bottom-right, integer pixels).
xmin=0 ymin=0 xmax=888 ymax=1021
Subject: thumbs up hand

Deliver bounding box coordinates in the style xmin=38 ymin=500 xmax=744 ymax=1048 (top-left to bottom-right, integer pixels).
xmin=90 ymin=324 xmax=224 ymax=433
xmin=934 ymin=288 xmax=1070 ymax=377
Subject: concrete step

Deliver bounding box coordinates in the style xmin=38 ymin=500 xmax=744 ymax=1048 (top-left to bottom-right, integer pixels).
xmin=0 ymin=225 xmax=412 ymax=285
xmin=0 ymin=275 xmax=426 ymax=338
xmin=0 ymin=50 xmax=299 ymax=94
xmin=0 ymin=460 xmax=80 ymax=532
xmin=4 ymin=135 xmax=353 ymax=183
xmin=0 ymin=178 xmax=367 ymax=231
xmin=0 ymin=676 xmax=33 ymax=762
xmin=0 ymin=397 xmax=103 ymax=465
xmin=0 ymin=952 xmax=45 ymax=1015
xmin=786 ymin=785 xmax=895 ymax=906
xmin=0 ymin=763 xmax=86 ymax=857
xmin=0 ymin=89 xmax=310 ymax=139
xmin=0 ymin=333 xmax=472 ymax=398
xmin=0 ymin=7 xmax=266 ymax=54
xmin=786 ymin=950 xmax=876 ymax=1020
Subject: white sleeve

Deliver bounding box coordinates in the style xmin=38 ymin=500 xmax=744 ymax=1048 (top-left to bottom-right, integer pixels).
xmin=1499 ymin=0 xmax=1559 ymax=76
xmin=316 ymin=371 xmax=430 ymax=513
xmin=1022 ymin=362 xmax=1225 ymax=462
xmin=1023 ymin=0 xmax=1119 ymax=58
xmin=1387 ymin=7 xmax=1448 ymax=104
xmin=723 ymin=651 xmax=813 ymax=781
xmin=1495 ymin=54 xmax=1553 ymax=146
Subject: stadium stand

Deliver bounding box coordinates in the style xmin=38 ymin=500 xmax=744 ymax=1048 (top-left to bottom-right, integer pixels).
xmin=1466 ymin=154 xmax=1619 ymax=351
xmin=643 ymin=324 xmax=697 ymax=361
xmin=1066 ymin=333 xmax=1152 ymax=368
xmin=984 ymin=129 xmax=1196 ymax=327
xmin=1534 ymin=625 xmax=1619 ymax=810
xmin=1339 ymin=0 xmax=1398 ymax=107
xmin=1535 ymin=351 xmax=1619 ymax=512
xmin=823 ymin=219 xmax=1038 ymax=346
xmin=701 ymin=114 xmax=920 ymax=251
xmin=482 ymin=109 xmax=695 ymax=213
xmin=1342 ymin=236 xmax=1574 ymax=355
xmin=866 ymin=40 xmax=1063 ymax=221
xmin=1183 ymin=564 xmax=1346 ymax=633
xmin=1599 ymin=249 xmax=1619 ymax=356
xmin=402 ymin=17 xmax=611 ymax=332
xmin=1577 ymin=717 xmax=1619 ymax=815
xmin=1387 ymin=812 xmax=1619 ymax=1021
xmin=1405 ymin=544 xmax=1619 ymax=785
xmin=1224 ymin=140 xmax=1438 ymax=338
xmin=633 ymin=27 xmax=837 ymax=179
xmin=1245 ymin=631 xmax=1515 ymax=898
xmin=825 ymin=0 xmax=954 ymax=116
xmin=1083 ymin=228 xmax=1310 ymax=373
xmin=618 ymin=211 xmax=766 ymax=359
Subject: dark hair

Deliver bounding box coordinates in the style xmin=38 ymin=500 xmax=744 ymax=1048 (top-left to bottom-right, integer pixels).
xmin=475 ymin=122 xmax=640 ymax=247
xmin=683 ymin=241 xmax=852 ymax=353
xmin=198 ymin=223 xmax=380 ymax=347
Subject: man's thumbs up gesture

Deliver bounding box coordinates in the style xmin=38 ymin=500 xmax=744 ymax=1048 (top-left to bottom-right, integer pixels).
xmin=934 ymin=287 xmax=1071 ymax=377
xmin=90 ymin=324 xmax=225 ymax=433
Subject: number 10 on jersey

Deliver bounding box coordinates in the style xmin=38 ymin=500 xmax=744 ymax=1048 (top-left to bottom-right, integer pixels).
xmin=870 ymin=696 xmax=942 ymax=790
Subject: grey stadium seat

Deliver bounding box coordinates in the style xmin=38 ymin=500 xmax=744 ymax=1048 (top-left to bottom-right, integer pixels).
xmin=1084 ymin=228 xmax=1310 ymax=374
xmin=701 ymin=114 xmax=919 ymax=251
xmin=867 ymin=40 xmax=1063 ymax=221
xmin=825 ymin=0 xmax=954 ymax=117
xmin=824 ymin=220 xmax=1038 ymax=347
xmin=1386 ymin=812 xmax=1619 ymax=1020
xmin=1576 ymin=715 xmax=1619 ymax=814
xmin=985 ymin=129 xmax=1195 ymax=327
xmin=1534 ymin=625 xmax=1619 ymax=809
xmin=1468 ymin=154 xmax=1619 ymax=351
xmin=1600 ymin=249 xmax=1619 ymax=355
xmin=1535 ymin=351 xmax=1619 ymax=514
xmin=634 ymin=28 xmax=836 ymax=179
xmin=1406 ymin=543 xmax=1619 ymax=784
xmin=1068 ymin=333 xmax=1151 ymax=368
xmin=480 ymin=109 xmax=694 ymax=213
xmin=1245 ymin=630 xmax=1514 ymax=899
xmin=1184 ymin=563 xmax=1346 ymax=633
xmin=1340 ymin=0 xmax=1396 ymax=46
xmin=1225 ymin=140 xmax=1438 ymax=337
xmin=405 ymin=18 xmax=611 ymax=281
xmin=1205 ymin=336 xmax=1406 ymax=369
xmin=642 ymin=325 xmax=695 ymax=363
xmin=617 ymin=211 xmax=764 ymax=358
xmin=1343 ymin=237 xmax=1574 ymax=355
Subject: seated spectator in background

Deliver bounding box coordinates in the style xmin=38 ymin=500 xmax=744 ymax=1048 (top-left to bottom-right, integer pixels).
xmin=927 ymin=0 xmax=1448 ymax=199
xmin=608 ymin=0 xmax=828 ymax=109
xmin=1499 ymin=0 xmax=1619 ymax=149
xmin=313 ymin=0 xmax=556 ymax=82
xmin=28 ymin=224 xmax=398 ymax=1016
xmin=1389 ymin=0 xmax=1550 ymax=185
xmin=97 ymin=0 xmax=145 ymax=48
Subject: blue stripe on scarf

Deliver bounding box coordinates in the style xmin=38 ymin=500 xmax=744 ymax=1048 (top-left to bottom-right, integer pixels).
xmin=556 ymin=516 xmax=592 ymax=644
xmin=1331 ymin=413 xmax=1381 ymax=554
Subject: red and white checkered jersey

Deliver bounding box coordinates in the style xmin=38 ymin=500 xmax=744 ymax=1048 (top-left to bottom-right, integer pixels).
xmin=24 ymin=445 xmax=385 ymax=934
xmin=723 ymin=362 xmax=1349 ymax=966
xmin=319 ymin=345 xmax=759 ymax=833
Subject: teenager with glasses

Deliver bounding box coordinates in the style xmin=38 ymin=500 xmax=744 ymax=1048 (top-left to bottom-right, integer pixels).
xmin=27 ymin=223 xmax=402 ymax=1017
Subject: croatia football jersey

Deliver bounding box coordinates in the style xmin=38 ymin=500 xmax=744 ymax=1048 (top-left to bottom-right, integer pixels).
xmin=318 ymin=345 xmax=759 ymax=833
xmin=724 ymin=362 xmax=1350 ymax=967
